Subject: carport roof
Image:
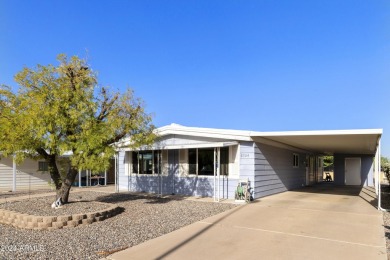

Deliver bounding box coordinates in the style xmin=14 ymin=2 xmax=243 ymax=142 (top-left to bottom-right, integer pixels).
xmin=118 ymin=124 xmax=382 ymax=155
xmin=250 ymin=129 xmax=382 ymax=155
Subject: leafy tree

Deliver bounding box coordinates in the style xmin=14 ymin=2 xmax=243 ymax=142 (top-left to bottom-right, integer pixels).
xmin=0 ymin=54 xmax=155 ymax=204
xmin=382 ymin=157 xmax=390 ymax=183
xmin=382 ymin=156 xmax=389 ymax=167
xmin=323 ymin=155 xmax=334 ymax=170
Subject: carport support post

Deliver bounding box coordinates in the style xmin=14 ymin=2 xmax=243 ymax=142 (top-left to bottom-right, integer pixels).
xmin=213 ymin=148 xmax=216 ymax=202
xmin=217 ymin=147 xmax=220 ymax=201
xmin=375 ymin=139 xmax=382 ymax=210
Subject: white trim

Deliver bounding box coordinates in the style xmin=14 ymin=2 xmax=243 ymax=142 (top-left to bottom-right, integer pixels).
xmin=251 ymin=128 xmax=383 ymax=137
xmin=120 ymin=141 xmax=239 ymax=151
xmin=78 ymin=169 xmax=81 ymax=187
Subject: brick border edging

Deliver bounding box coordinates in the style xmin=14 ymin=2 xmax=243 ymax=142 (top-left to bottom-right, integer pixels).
xmin=0 ymin=202 xmax=122 ymax=231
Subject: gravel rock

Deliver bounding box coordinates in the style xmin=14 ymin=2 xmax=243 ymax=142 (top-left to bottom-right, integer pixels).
xmin=0 ymin=191 xmax=237 ymax=259
xmin=0 ymin=189 xmax=52 ymax=199
xmin=0 ymin=197 xmax=110 ymax=216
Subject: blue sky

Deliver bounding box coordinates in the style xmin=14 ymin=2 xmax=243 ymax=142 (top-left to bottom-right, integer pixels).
xmin=1 ymin=1 xmax=389 ymax=156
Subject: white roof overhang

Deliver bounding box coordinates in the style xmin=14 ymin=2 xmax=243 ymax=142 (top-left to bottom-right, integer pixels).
xmin=116 ymin=124 xmax=382 ymax=155
xmin=250 ymin=129 xmax=383 ymax=155
xmin=119 ymin=141 xmax=239 ymax=151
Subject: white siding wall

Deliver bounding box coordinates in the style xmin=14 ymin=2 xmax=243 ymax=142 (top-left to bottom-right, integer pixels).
xmin=229 ymin=145 xmax=240 ymax=178
xmin=0 ymin=157 xmax=52 ymax=191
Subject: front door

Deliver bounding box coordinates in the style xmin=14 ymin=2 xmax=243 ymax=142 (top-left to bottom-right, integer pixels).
xmin=345 ymin=158 xmax=361 ymax=185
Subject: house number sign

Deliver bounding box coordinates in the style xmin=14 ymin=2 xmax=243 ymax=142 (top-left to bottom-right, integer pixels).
xmin=240 ymin=153 xmax=250 ymax=158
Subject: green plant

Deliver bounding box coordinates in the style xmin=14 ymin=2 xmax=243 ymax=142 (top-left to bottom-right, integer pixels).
xmin=383 ymin=163 xmax=390 ymax=183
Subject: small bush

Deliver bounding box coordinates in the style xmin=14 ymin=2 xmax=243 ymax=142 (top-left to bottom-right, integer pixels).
xmin=383 ymin=163 xmax=390 ymax=183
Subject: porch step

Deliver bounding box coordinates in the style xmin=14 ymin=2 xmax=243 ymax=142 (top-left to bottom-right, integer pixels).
xmin=364 ymin=185 xmax=376 ymax=193
xmin=359 ymin=186 xmax=377 ymax=205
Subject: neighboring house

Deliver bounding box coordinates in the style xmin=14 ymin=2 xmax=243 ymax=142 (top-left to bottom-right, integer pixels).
xmin=0 ymin=155 xmax=114 ymax=192
xmin=0 ymin=156 xmax=53 ymax=191
xmin=116 ymin=124 xmax=382 ymax=200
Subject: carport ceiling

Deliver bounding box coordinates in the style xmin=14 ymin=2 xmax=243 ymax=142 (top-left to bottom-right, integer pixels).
xmin=250 ymin=129 xmax=382 ymax=155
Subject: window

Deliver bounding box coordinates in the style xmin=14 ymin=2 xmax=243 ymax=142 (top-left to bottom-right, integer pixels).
xmin=132 ymin=150 xmax=162 ymax=175
xmin=188 ymin=147 xmax=229 ymax=176
xmin=38 ymin=161 xmax=48 ymax=171
xmin=139 ymin=151 xmax=153 ymax=174
xmin=293 ymin=153 xmax=299 ymax=168
xmin=153 ymin=151 xmax=161 ymax=174
xmin=220 ymin=147 xmax=229 ymax=175
xmin=198 ymin=148 xmax=214 ymax=176
xmin=132 ymin=152 xmax=138 ymax=173
xmin=188 ymin=149 xmax=197 ymax=175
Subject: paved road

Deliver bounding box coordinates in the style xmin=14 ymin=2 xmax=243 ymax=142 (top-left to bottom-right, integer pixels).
xmin=108 ymin=185 xmax=387 ymax=260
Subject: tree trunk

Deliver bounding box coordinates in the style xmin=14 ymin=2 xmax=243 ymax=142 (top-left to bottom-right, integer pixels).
xmin=58 ymin=167 xmax=79 ymax=203
xmin=47 ymin=155 xmax=62 ymax=190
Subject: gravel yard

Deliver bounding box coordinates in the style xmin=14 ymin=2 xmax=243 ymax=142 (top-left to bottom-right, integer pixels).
xmin=0 ymin=189 xmax=53 ymax=200
xmin=0 ymin=196 xmax=110 ymax=216
xmin=0 ymin=191 xmax=237 ymax=259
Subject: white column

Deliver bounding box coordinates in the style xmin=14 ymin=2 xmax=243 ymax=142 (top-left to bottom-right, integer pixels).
xmin=104 ymin=169 xmax=107 ymax=186
xmin=78 ymin=169 xmax=81 ymax=187
xmin=378 ymin=139 xmax=382 ymax=209
xmin=375 ymin=140 xmax=381 ymax=195
xmin=12 ymin=155 xmax=16 ymax=192
xmin=213 ymin=148 xmax=216 ymax=202
xmin=217 ymin=147 xmax=220 ymax=202
xmin=114 ymin=153 xmax=118 ymax=192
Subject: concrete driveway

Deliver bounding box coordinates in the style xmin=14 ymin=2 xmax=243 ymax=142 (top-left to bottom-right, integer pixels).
xmin=107 ymin=185 xmax=386 ymax=260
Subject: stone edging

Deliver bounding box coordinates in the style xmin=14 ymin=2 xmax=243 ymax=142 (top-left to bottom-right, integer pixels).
xmin=0 ymin=202 xmax=121 ymax=231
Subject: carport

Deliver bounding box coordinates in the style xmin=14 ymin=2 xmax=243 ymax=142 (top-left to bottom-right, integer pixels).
xmin=250 ymin=129 xmax=383 ymax=208
xmin=108 ymin=184 xmax=386 ymax=260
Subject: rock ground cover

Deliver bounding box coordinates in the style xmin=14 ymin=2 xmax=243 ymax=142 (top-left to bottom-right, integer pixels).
xmin=0 ymin=189 xmax=53 ymax=200
xmin=0 ymin=196 xmax=110 ymax=216
xmin=0 ymin=191 xmax=237 ymax=259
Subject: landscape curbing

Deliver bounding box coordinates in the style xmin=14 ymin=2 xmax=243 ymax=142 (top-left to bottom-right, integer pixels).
xmin=0 ymin=202 xmax=121 ymax=231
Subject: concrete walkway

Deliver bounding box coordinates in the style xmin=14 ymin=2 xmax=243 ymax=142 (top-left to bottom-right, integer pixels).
xmin=107 ymin=186 xmax=387 ymax=260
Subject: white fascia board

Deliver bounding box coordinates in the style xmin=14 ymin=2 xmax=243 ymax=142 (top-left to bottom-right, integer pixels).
xmin=155 ymin=125 xmax=252 ymax=141
xmin=120 ymin=141 xmax=239 ymax=151
xmin=250 ymin=128 xmax=383 ymax=137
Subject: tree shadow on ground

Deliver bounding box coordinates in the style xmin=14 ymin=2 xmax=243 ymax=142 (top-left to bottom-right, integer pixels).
xmin=95 ymin=192 xmax=184 ymax=204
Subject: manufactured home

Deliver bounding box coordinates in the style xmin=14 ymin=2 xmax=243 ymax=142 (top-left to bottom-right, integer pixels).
xmin=116 ymin=124 xmax=382 ymax=200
